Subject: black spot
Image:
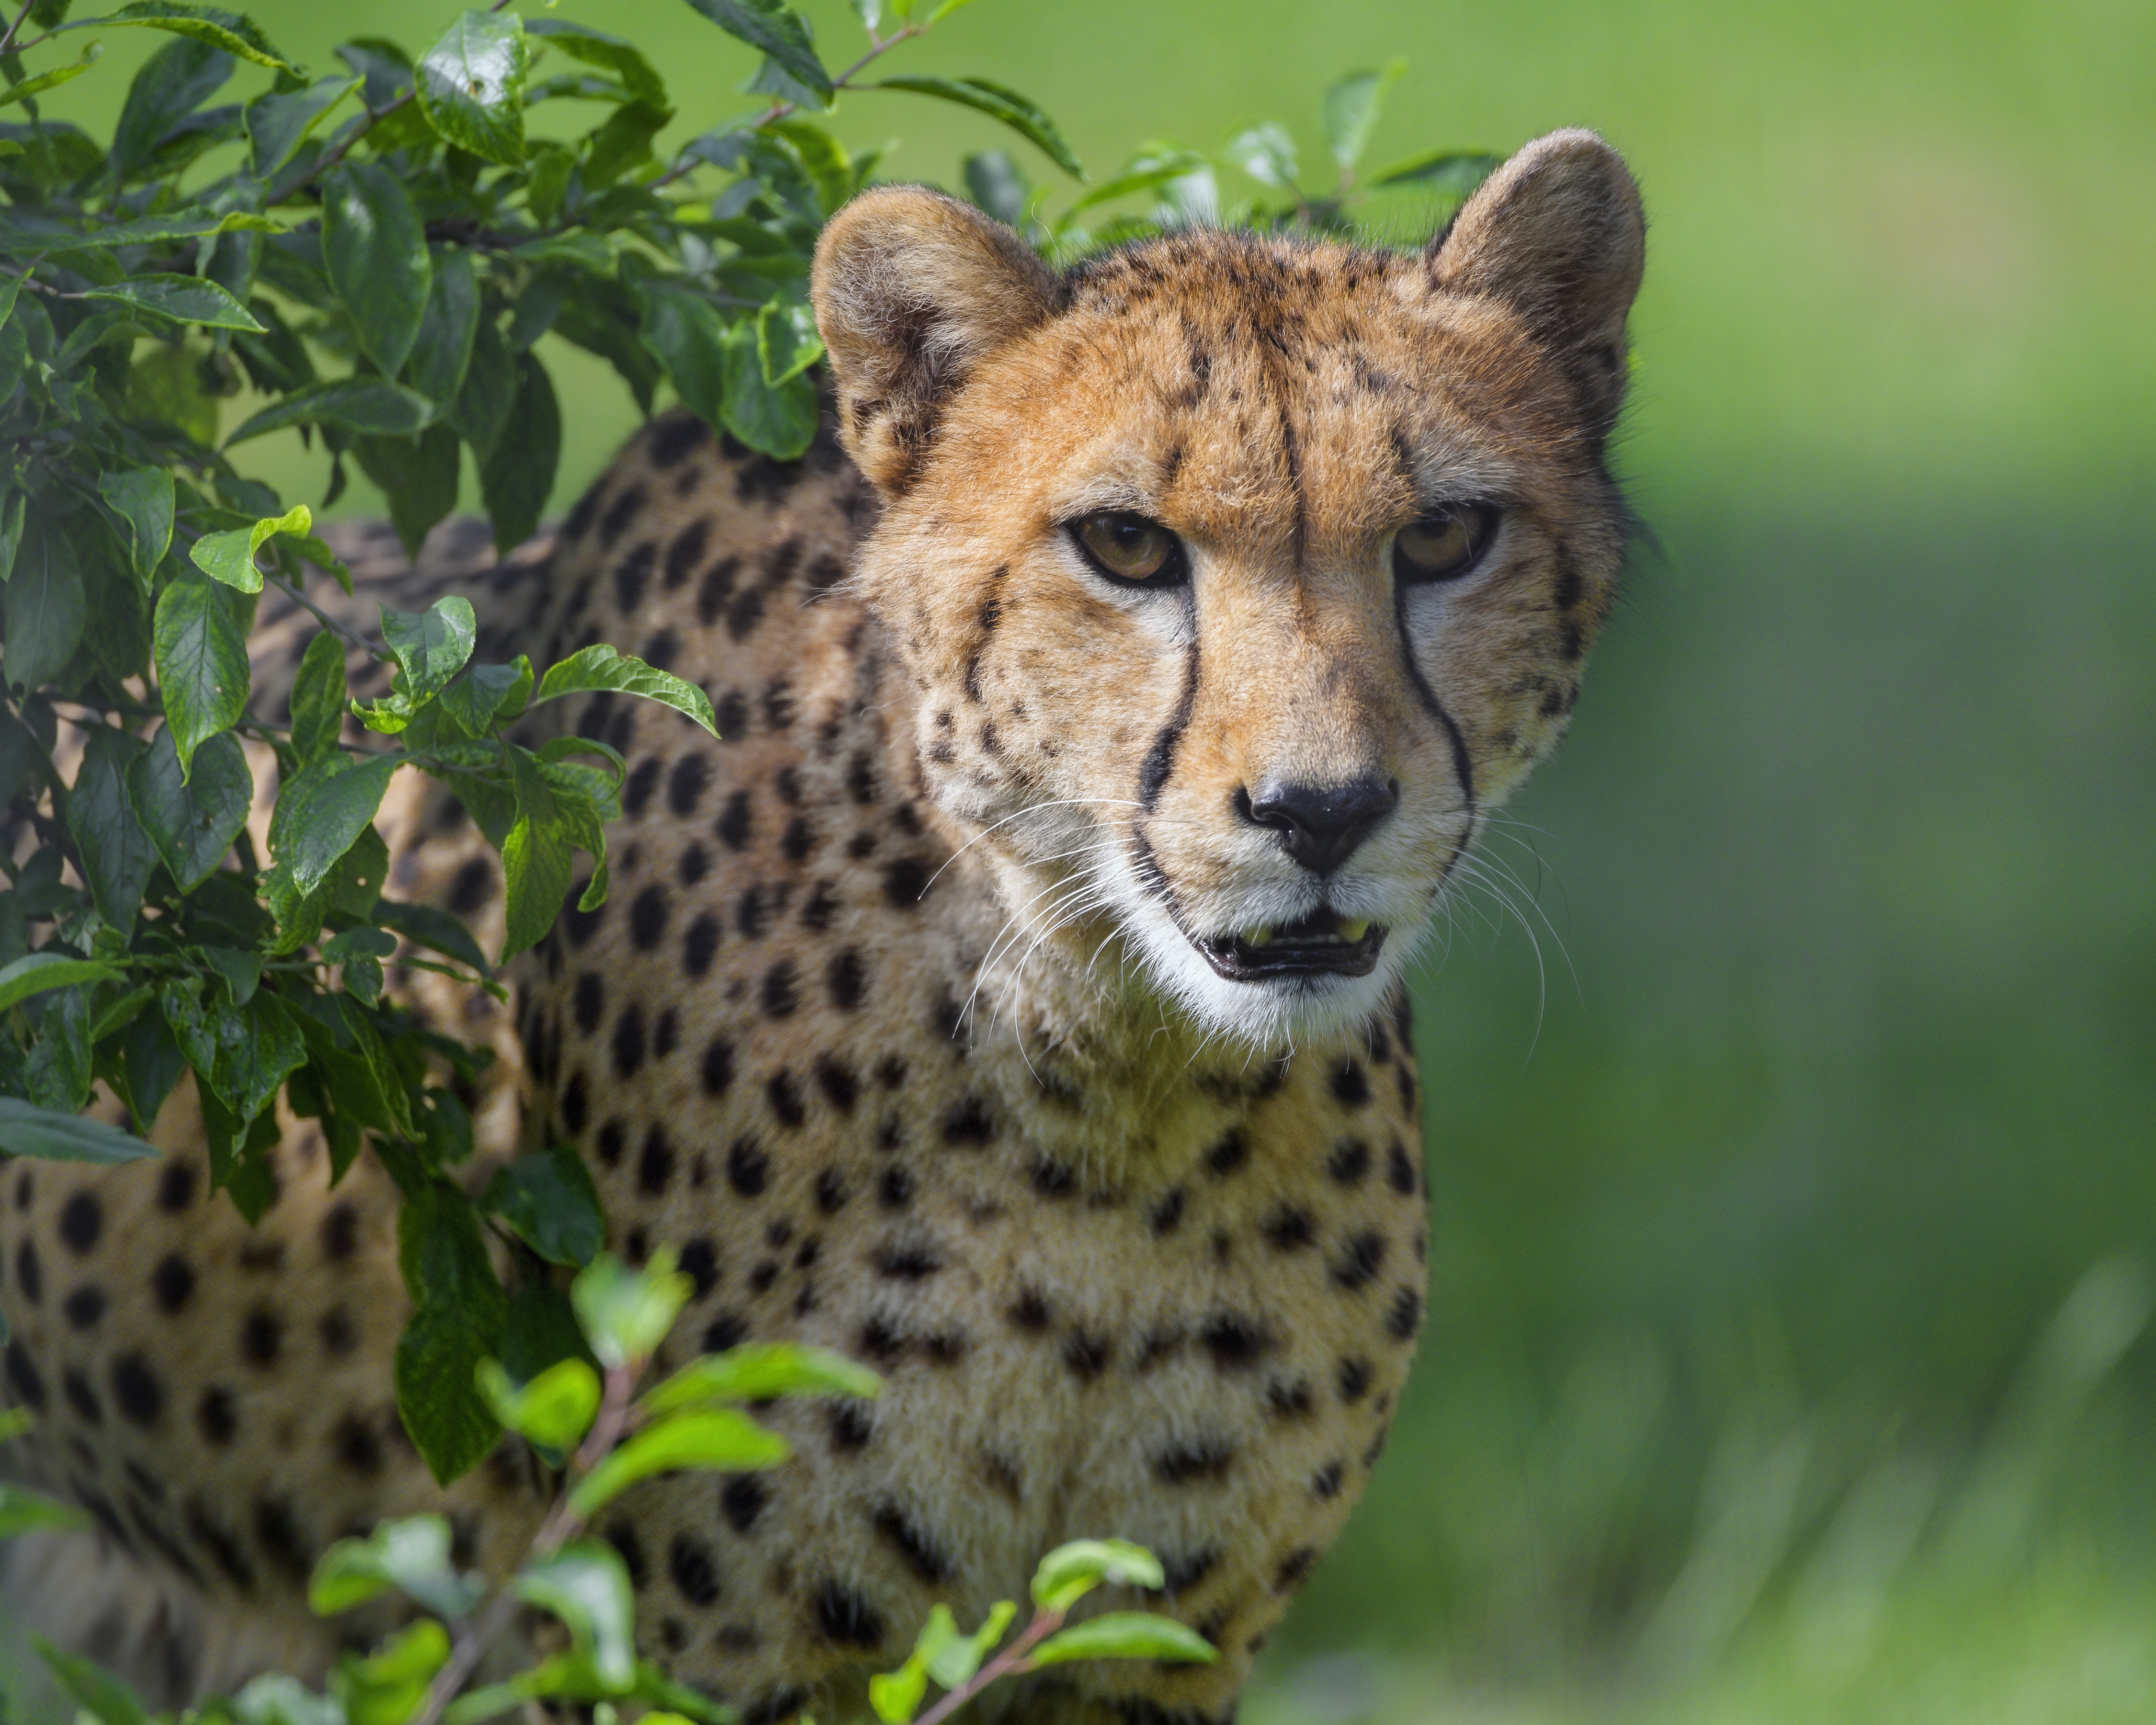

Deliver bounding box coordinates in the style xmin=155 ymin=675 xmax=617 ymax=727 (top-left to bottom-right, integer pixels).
xmin=1275 ymin=1547 xmax=1319 ymax=1590
xmin=717 ymin=789 xmax=754 ymax=850
xmin=1312 ymin=1461 xmax=1346 ymax=1498
xmin=624 ymin=757 xmax=664 ymax=817
xmin=815 ymin=1168 xmax=848 ymax=1214
xmin=615 ymin=541 xmax=658 ymax=613
xmin=1327 ymin=1139 xmax=1372 ymax=1185
xmin=562 ymin=1070 xmax=590 ymax=1135
xmin=1267 ymin=1378 xmax=1315 ymax=1419
xmin=63 ymin=1285 xmax=105 ymax=1329
xmin=678 ymin=843 xmax=711 ymax=888
xmin=11 ymin=1241 xmax=38 ymax=1304
xmin=613 ymin=1004 xmax=647 ymax=1078
xmin=1330 ymin=1231 xmax=1387 ymax=1292
xmin=639 ymin=1128 xmax=677 ymax=1196
xmin=683 ymin=913 xmax=721 ymax=979
xmin=63 ymin=1369 xmax=102 ymax=1424
xmin=1263 ymin=1208 xmax=1316 ymax=1251
xmin=779 ymin=815 xmax=816 ymax=863
xmin=564 ymin=888 xmax=606 ymax=948
xmin=1031 ymin=1156 xmax=1077 ymax=1198
xmin=702 ymin=1038 xmax=736 ymax=1097
xmin=319 ymin=1307 xmax=357 ymax=1355
xmin=873 ymin=1504 xmax=953 ymax=1583
xmin=664 ymin=515 xmax=712 ymax=585
xmin=766 ymin=1071 xmax=806 ymax=1128
xmin=241 ymin=1308 xmax=282 ymax=1368
xmin=1205 ymin=1131 xmax=1248 ymax=1178
xmin=874 ymin=1241 xmax=942 ymax=1280
xmin=878 ymin=1167 xmax=914 ymax=1209
xmin=800 ymin=880 xmax=840 ymax=931
xmin=1330 ymin=1060 xmax=1371 ymax=1108
xmin=597 ymin=1120 xmax=627 ymax=1168
xmin=703 ymin=1312 xmax=748 ymax=1352
xmin=604 ymin=1519 xmax=649 ymax=1590
xmin=942 ymin=1097 xmax=994 ymax=1146
xmin=11 ymin=1169 xmax=27 ymax=1211
xmin=1159 ymin=1548 xmax=1219 ymax=1595
xmin=727 ymin=1138 xmax=769 ymax=1197
xmin=630 ymin=885 xmax=671 ymax=950
xmin=1200 ymin=1314 xmax=1275 ymax=1370
xmin=815 ymin=1059 xmax=858 ymax=1114
xmin=157 ymin=1162 xmax=196 ymax=1213
xmin=813 ymin=1580 xmax=885 ymax=1649
xmin=1388 ymin=1140 xmax=1418 ymax=1195
xmin=670 ymin=1532 xmax=722 ymax=1606
xmin=446 ymin=856 xmax=494 ymax=916
xmin=1063 ymin=1330 xmax=1112 ymax=1379
xmin=598 ymin=484 xmax=646 ymax=548
xmin=743 ymin=1689 xmax=807 ymax=1725
xmin=762 ymin=962 xmax=800 ymax=1018
xmin=764 ymin=680 xmax=797 ymax=733
xmin=1387 ymin=1286 xmax=1422 ymax=1340
xmin=333 ymin=1414 xmax=382 ymax=1475
xmin=1150 ymin=1187 xmax=1187 ymax=1235
xmin=829 ymin=1402 xmax=873 ymax=1452
xmin=574 ymin=973 xmax=605 ymax=1034
xmin=1155 ymin=1441 xmax=1234 ymax=1485
xmin=1009 ymin=1287 xmax=1052 ymax=1332
xmin=679 ymin=1238 xmax=720 ymax=1299
xmin=738 ymin=884 xmax=776 ymax=940
xmin=1337 ymin=1358 xmax=1373 ymax=1403
xmin=715 ymin=687 xmax=749 ymax=735
xmin=876 ymin=1058 xmax=908 ymax=1091
xmin=57 ymin=1192 xmax=101 ymax=1255
xmin=882 ymin=856 xmax=930 ymax=908
xmin=196 ymin=1385 xmax=236 ymax=1443
xmin=321 ymin=1204 xmax=360 ymax=1263
xmin=5 ymin=1339 xmax=47 ymax=1411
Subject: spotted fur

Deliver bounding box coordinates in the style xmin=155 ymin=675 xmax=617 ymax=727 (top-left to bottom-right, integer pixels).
xmin=1 ymin=131 xmax=1644 ymax=1725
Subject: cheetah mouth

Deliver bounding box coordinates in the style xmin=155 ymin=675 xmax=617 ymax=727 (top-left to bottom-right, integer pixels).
xmin=1193 ymin=909 xmax=1387 ymax=982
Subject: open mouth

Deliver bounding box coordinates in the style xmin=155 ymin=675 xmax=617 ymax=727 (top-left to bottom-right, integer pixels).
xmin=1193 ymin=908 xmax=1387 ymax=982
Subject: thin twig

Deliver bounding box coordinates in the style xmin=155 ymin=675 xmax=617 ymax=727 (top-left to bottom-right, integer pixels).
xmin=266 ymin=569 xmax=388 ymax=661
xmin=0 ymin=0 xmax=38 ymax=58
xmin=912 ymin=1608 xmax=1067 ymax=1725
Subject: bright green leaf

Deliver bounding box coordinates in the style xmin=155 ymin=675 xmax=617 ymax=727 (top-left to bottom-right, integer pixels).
xmin=0 ymin=45 xmax=102 ymax=111
xmin=189 ymin=501 xmax=313 ymax=593
xmin=51 ymin=3 xmax=301 ymax=74
xmin=1031 ymin=1539 xmax=1165 ymax=1612
xmin=640 ymin=1342 xmax=880 ymax=1417
xmin=1026 ymin=1612 xmax=1219 ymax=1668
xmin=534 ymin=644 xmax=717 ymax=736
xmin=570 ymin=1248 xmax=692 ymax=1372
xmin=416 ymin=8 xmax=527 ymax=166
xmin=475 ymin=1355 xmax=600 ymax=1450
xmin=874 ymin=76 xmax=1083 ymax=180
xmin=927 ymin=1599 xmax=1017 ymax=1689
xmin=514 ymin=1541 xmax=637 ymax=1691
xmin=309 ymin=1512 xmax=484 ymax=1618
xmin=0 ymin=952 xmax=119 ymax=1014
xmin=437 ymin=657 xmax=529 ymax=735
xmin=524 ymin=18 xmax=666 ymax=106
xmin=1224 ymin=122 xmax=1299 ymax=191
xmin=1322 ymin=60 xmax=1405 ymax=174
xmin=568 ymin=1409 xmax=788 ymax=1517
xmin=330 ymin=1620 xmax=449 ymax=1725
xmin=756 ymin=296 xmax=822 ymax=387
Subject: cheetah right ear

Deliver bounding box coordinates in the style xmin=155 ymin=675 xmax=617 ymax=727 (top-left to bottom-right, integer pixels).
xmin=811 ymin=185 xmax=1059 ymax=495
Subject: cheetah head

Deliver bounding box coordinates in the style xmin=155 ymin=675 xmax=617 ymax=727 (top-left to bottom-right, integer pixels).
xmin=811 ymin=131 xmax=1645 ymax=1048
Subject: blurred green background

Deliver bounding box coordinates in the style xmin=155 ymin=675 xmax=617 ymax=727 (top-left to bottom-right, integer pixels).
xmin=25 ymin=0 xmax=2156 ymax=1718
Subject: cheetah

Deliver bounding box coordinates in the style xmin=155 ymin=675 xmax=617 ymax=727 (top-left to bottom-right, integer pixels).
xmin=1 ymin=130 xmax=1645 ymax=1725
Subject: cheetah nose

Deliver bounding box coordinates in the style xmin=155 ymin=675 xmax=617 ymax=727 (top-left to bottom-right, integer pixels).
xmin=1238 ymin=775 xmax=1400 ymax=875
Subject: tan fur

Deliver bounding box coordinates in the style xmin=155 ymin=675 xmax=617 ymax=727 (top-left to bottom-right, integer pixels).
xmin=1 ymin=132 xmax=1644 ymax=1725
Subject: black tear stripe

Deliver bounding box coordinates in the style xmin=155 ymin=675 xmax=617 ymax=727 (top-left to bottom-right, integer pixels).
xmin=1137 ymin=641 xmax=1200 ymax=812
xmin=1393 ymin=585 xmax=1479 ymax=874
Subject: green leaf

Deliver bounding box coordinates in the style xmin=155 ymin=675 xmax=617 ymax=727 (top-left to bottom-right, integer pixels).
xmin=110 ymin=35 xmax=230 ymax=178
xmin=96 ymin=465 xmax=174 ymax=582
xmin=524 ymin=18 xmax=666 ymax=106
xmin=963 ymin=149 xmax=1031 ymax=226
xmin=475 ymin=1355 xmax=600 ymax=1450
xmin=638 ymin=278 xmax=728 ymax=431
xmin=641 ymin=1342 xmax=880 ymax=1417
xmin=874 ymin=76 xmax=1084 ymax=180
xmin=570 ymin=1248 xmax=692 ymax=1371
xmin=309 ymin=1512 xmax=484 ymax=1618
xmin=1026 ymin=1612 xmax=1220 ymax=1668
xmin=534 ymin=644 xmax=718 ymax=736
xmin=1365 ymin=148 xmax=1501 ymax=197
xmin=927 ymin=1600 xmax=1017 ymax=1688
xmin=0 ymin=44 xmax=102 ymax=111
xmin=868 ymin=1652 xmax=927 ymax=1725
xmin=568 ymin=1409 xmax=788 ymax=1518
xmin=69 ymin=727 xmax=155 ymax=936
xmin=478 ymin=347 xmax=559 ymax=554
xmin=1224 ymin=122 xmax=1299 ymax=191
xmin=445 ymin=308 xmax=514 ymax=457
xmin=153 ymin=569 xmax=250 ymax=771
xmin=581 ymin=100 xmax=671 ymax=189
xmin=1030 ymin=1539 xmax=1165 ymax=1612
xmin=322 ymin=161 xmax=431 ymax=378
xmin=189 ymin=501 xmax=314 ymax=593
xmin=0 ymin=207 xmax=274 ymax=255
xmin=396 ymin=1181 xmax=510 ymax=1484
xmin=215 ymin=992 xmax=306 ymax=1124
xmin=225 ymin=375 xmax=436 ymax=444
xmin=247 ymin=73 xmax=358 ymax=177
xmin=514 ymin=1541 xmax=637 ymax=1691
xmin=80 ymin=271 xmax=265 ymax=331
xmin=1322 ymin=60 xmax=1405 ymax=175
xmin=266 ymin=749 xmax=398 ymax=900
xmin=203 ymin=943 xmax=262 ymax=1005
xmin=0 ymin=1480 xmax=90 ymax=1538
xmin=723 ymin=317 xmax=816 ymax=457
xmin=480 ymin=1142 xmax=602 ymax=1267
xmin=1062 ymin=148 xmax=1211 ymax=221
xmin=3 ymin=522 xmax=85 ymax=692
xmin=126 ymin=726 xmax=250 ymax=889
xmin=415 ymin=8 xmax=527 ymax=166
xmin=407 ymin=244 xmax=478 ymax=406
xmin=336 ymin=36 xmax=411 ymax=110
xmin=679 ymin=0 xmax=830 ymax=104
xmin=289 ymin=629 xmax=346 ymax=767
xmin=51 ymin=4 xmax=301 ymax=74
xmin=766 ymin=116 xmax=851 ymax=216
xmin=756 ymin=296 xmax=822 ymax=386
xmin=438 ymin=657 xmax=530 ymax=735
xmin=0 ymin=952 xmax=119 ymax=1013
xmin=373 ymin=897 xmax=489 ymax=973
xmin=34 ymin=1636 xmax=150 ymax=1725
xmin=379 ymin=594 xmax=476 ymax=708
xmin=353 ymin=422 xmax=461 ymax=559
xmin=0 ymin=1096 xmax=155 ymax=1163
xmin=330 ymin=1620 xmax=449 ymax=1725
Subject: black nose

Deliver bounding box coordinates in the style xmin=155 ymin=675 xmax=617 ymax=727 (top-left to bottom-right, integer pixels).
xmin=1239 ymin=776 xmax=1400 ymax=874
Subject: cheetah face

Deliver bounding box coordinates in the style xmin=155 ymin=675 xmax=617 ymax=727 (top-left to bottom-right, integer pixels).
xmin=813 ymin=133 xmax=1644 ymax=1047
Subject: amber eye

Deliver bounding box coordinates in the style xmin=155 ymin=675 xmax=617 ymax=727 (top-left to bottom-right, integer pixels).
xmin=1394 ymin=505 xmax=1500 ymax=585
xmin=1071 ymin=512 xmax=1186 ymax=586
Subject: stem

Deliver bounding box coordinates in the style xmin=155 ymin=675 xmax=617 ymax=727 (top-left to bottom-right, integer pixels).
xmin=0 ymin=0 xmax=37 ymax=58
xmin=266 ymin=570 xmax=389 ymax=661
xmin=912 ymin=1608 xmax=1067 ymax=1725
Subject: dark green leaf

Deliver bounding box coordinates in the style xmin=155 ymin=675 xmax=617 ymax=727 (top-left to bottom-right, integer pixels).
xmin=678 ymin=0 xmax=830 ymax=103
xmin=289 ymin=630 xmax=346 ymax=767
xmin=1031 ymin=1539 xmax=1164 ymax=1612
xmin=322 ymin=160 xmax=431 ymax=378
xmin=1365 ymin=148 xmax=1501 ymax=196
xmin=513 ymin=1542 xmax=636 ymax=1691
xmin=80 ymin=272 xmax=264 ymax=331
xmin=117 ymin=1003 xmax=185 ymax=1134
xmin=96 ymin=465 xmax=174 ymax=582
xmin=336 ymin=36 xmax=411 ymax=110
xmin=523 ymin=18 xmax=666 ymax=106
xmin=570 ymin=1248 xmax=692 ymax=1371
xmin=381 ymin=594 xmax=476 ymax=704
xmin=534 ymin=643 xmax=718 ymax=736
xmin=407 ymin=244 xmax=478 ymax=406
xmin=203 ymin=943 xmax=262 ymax=1004
xmin=216 ymin=993 xmax=305 ymax=1123
xmin=198 ymin=1078 xmax=280 ymax=1217
xmin=444 ymin=309 xmax=513 ymax=457
xmin=374 ymin=897 xmax=490 ymax=974
xmin=50 ymin=4 xmax=302 ymax=74
xmin=568 ymin=1409 xmax=787 ymax=1516
xmin=638 ymin=279 xmax=727 ymax=431
xmin=580 ymin=100 xmax=671 ymax=189
xmin=265 ymin=750 xmax=399 ymax=905
xmin=226 ymin=375 xmax=435 ymax=445
xmin=437 ymin=657 xmax=529 ymax=735
xmin=246 ymin=73 xmax=357 ymax=177
xmin=641 ymin=1343 xmax=880 ymax=1416
xmin=874 ymin=75 xmax=1083 ymax=179
xmin=0 ymin=952 xmax=120 ymax=1014
xmin=34 ymin=1636 xmax=150 ymax=1725
xmin=309 ymin=1513 xmax=484 ymax=1618
xmin=478 ymin=347 xmax=559 ymax=555
xmin=396 ymin=1181 xmax=509 ymax=1483
xmin=766 ymin=115 xmax=851 ymax=216
xmin=0 ymin=1097 xmax=155 ymax=1164
xmin=69 ymin=727 xmax=155 ymax=936
xmin=498 ymin=752 xmax=571 ymax=964
xmin=353 ymin=423 xmax=461 ymax=559
xmin=1027 ymin=1613 xmax=1219 ymax=1668
xmin=475 ymin=1355 xmax=599 ymax=1450
xmin=126 ymin=726 xmax=250 ymax=889
xmin=415 ymin=8 xmax=527 ymax=167
xmin=499 ymin=1278 xmax=593 ymax=1385
xmin=23 ymin=984 xmax=93 ymax=1115
xmin=3 ymin=522 xmax=85 ymax=692
xmin=480 ymin=1142 xmax=602 ymax=1267
xmin=110 ymin=35 xmax=231 ymax=179
xmin=0 ymin=207 xmax=271 ymax=256
xmin=153 ymin=569 xmax=250 ymax=771
xmin=1322 ymin=61 xmax=1404 ymax=174
xmin=720 ymin=316 xmax=815 ymax=458
xmin=963 ymin=148 xmax=1031 ymax=226
xmin=0 ymin=45 xmax=102 ymax=112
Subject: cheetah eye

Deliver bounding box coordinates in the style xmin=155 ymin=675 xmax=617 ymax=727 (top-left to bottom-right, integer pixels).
xmin=1393 ymin=505 xmax=1500 ymax=585
xmin=1070 ymin=512 xmax=1187 ymax=587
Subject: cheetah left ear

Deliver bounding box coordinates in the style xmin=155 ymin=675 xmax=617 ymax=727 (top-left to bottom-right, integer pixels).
xmin=812 ymin=185 xmax=1059 ymax=495
xmin=1430 ymin=129 xmax=1645 ymax=428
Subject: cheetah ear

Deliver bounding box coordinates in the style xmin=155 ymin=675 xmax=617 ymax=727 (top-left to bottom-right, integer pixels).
xmin=811 ymin=185 xmax=1059 ymax=495
xmin=1429 ymin=129 xmax=1645 ymax=427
